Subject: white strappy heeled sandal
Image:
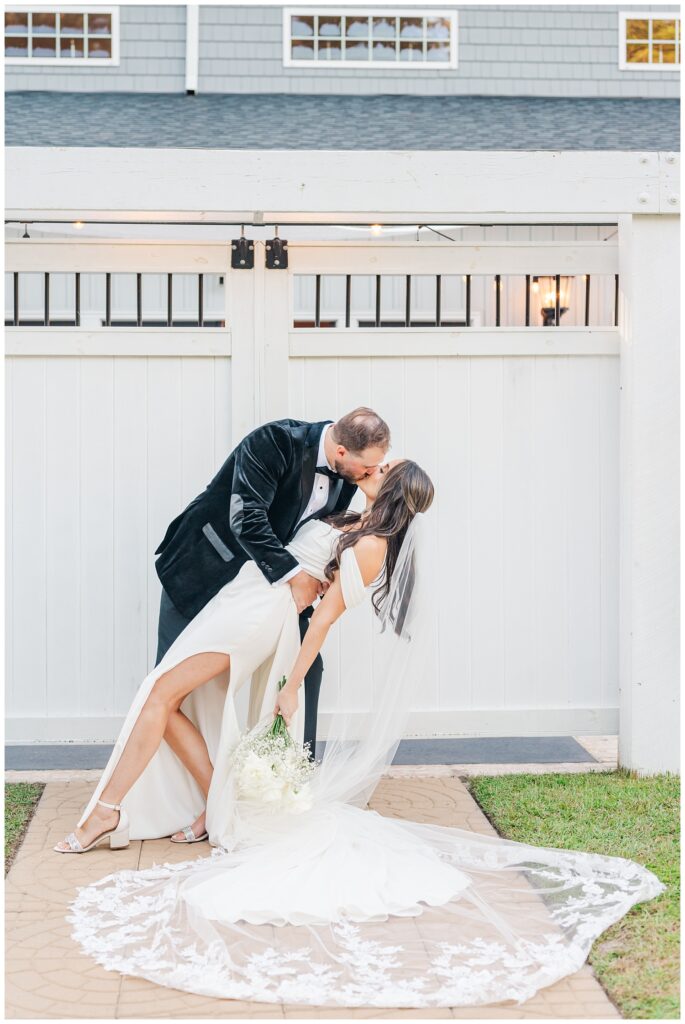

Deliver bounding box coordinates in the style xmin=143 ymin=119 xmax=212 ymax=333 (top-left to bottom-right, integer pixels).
xmin=53 ymin=798 xmax=130 ymax=854
xmin=170 ymin=822 xmax=209 ymax=844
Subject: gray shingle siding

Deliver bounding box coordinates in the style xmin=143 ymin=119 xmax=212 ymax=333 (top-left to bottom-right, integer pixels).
xmin=4 ymin=4 xmax=680 ymax=97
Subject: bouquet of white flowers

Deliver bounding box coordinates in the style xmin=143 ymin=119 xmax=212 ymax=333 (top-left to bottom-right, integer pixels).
xmin=232 ymin=676 xmax=318 ymax=814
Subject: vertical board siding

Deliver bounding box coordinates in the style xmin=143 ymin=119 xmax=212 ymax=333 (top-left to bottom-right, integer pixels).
xmin=46 ymin=358 xmax=81 ymax=717
xmin=6 ymin=355 xmax=232 ymax=730
xmin=288 ymin=352 xmax=618 ymax=719
xmin=11 ymin=357 xmax=47 ymax=716
xmin=599 ymin=356 xmax=620 ymax=709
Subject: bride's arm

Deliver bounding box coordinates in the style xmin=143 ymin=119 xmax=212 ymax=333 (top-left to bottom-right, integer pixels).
xmin=274 ymin=535 xmax=386 ymax=726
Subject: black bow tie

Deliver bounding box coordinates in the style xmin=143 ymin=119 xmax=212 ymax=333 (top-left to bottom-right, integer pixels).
xmin=316 ymin=465 xmax=342 ymax=482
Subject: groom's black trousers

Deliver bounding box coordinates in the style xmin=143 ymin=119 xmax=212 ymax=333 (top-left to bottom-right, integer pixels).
xmin=154 ymin=587 xmax=323 ymax=757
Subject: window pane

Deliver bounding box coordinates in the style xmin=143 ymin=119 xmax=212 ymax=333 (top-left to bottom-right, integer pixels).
xmin=626 ymin=43 xmax=649 ymax=63
xmin=344 ymin=15 xmax=368 ymax=37
xmin=318 ymin=15 xmax=341 ymax=37
xmin=400 ymin=39 xmax=424 ymax=60
xmin=317 ymin=39 xmax=341 ymax=59
xmin=5 ymin=12 xmax=28 ymax=34
xmin=60 ymin=13 xmax=84 ymax=35
xmin=652 ymin=19 xmax=676 ymax=39
xmin=426 ymin=17 xmax=450 ymax=40
xmin=399 ymin=17 xmax=423 ymax=38
xmin=60 ymin=36 xmax=84 ymax=57
xmin=427 ymin=41 xmax=450 ymax=61
xmin=32 ymin=12 xmax=56 ymax=34
xmin=5 ymin=35 xmax=27 ymax=56
xmin=626 ymin=19 xmax=649 ymax=39
xmin=87 ymin=36 xmax=112 ymax=58
xmin=292 ymin=39 xmax=314 ymax=59
xmin=31 ymin=36 xmax=56 ymax=57
xmin=372 ymin=39 xmax=396 ymax=59
xmin=653 ymin=42 xmax=677 ymax=62
xmin=345 ymin=38 xmax=368 ymax=58
xmin=87 ymin=13 xmax=111 ymax=34
xmin=372 ymin=16 xmax=396 ymax=38
xmin=290 ymin=14 xmax=313 ymax=37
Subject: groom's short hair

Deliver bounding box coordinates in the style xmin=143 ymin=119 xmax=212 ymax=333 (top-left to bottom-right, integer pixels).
xmin=332 ymin=407 xmax=391 ymax=454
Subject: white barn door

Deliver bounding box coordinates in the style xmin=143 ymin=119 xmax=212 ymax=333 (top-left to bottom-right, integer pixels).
xmin=6 ymin=242 xmax=232 ymax=741
xmin=254 ymin=240 xmax=621 ymax=738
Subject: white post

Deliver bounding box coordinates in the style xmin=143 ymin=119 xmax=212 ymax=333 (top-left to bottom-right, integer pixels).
xmin=617 ymin=213 xmax=680 ymax=776
xmin=185 ymin=5 xmax=199 ymax=94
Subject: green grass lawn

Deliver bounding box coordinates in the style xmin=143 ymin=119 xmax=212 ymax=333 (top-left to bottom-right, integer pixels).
xmin=467 ymin=768 xmax=679 ymax=1020
xmin=5 ymin=782 xmax=45 ymax=875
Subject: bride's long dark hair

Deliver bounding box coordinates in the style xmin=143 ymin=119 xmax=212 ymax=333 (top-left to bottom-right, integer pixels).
xmin=323 ymin=460 xmax=434 ymax=615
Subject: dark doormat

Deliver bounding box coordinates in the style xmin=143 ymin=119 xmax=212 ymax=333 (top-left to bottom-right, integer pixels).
xmin=6 ymin=735 xmax=597 ymax=771
xmin=387 ymin=736 xmax=597 ymax=765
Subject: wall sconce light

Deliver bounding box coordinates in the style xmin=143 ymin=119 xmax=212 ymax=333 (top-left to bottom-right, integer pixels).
xmin=532 ymin=275 xmax=572 ymax=325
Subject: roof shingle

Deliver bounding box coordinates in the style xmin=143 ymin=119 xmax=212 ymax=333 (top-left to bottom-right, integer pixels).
xmin=5 ymin=91 xmax=680 ymax=150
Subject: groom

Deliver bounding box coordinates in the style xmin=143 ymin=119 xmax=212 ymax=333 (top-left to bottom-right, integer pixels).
xmin=153 ymin=407 xmax=391 ymax=754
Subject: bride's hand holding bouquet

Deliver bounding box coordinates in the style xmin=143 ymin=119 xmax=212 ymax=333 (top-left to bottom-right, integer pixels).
xmin=232 ymin=677 xmax=316 ymax=814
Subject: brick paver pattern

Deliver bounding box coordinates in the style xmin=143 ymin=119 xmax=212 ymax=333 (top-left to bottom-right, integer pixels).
xmin=6 ymin=775 xmax=622 ymax=1019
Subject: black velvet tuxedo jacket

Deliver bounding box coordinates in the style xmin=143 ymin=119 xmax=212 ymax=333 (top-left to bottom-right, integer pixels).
xmin=154 ymin=418 xmax=358 ymax=621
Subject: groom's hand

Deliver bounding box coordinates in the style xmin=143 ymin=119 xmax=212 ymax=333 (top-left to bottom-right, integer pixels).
xmin=288 ymin=570 xmax=322 ymax=613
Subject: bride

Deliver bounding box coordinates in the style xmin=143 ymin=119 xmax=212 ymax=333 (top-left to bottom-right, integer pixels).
xmin=60 ymin=462 xmax=666 ymax=1009
xmin=55 ymin=456 xmax=424 ymax=854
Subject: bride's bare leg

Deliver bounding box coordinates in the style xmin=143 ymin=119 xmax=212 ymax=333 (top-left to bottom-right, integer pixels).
xmin=164 ymin=707 xmax=214 ymax=839
xmin=164 ymin=707 xmax=214 ymax=797
xmin=54 ymin=652 xmax=230 ymax=851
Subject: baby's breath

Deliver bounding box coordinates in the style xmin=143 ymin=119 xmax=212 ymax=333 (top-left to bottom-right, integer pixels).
xmin=232 ymin=676 xmax=319 ymax=812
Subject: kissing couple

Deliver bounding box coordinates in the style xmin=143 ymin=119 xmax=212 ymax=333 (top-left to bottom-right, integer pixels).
xmin=58 ymin=407 xmax=665 ymax=1009
xmin=55 ymin=406 xmax=431 ymax=852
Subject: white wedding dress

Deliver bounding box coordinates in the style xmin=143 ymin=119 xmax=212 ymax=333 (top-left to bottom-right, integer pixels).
xmin=74 ymin=517 xmax=362 ymax=847
xmin=67 ymin=514 xmax=667 ymax=1010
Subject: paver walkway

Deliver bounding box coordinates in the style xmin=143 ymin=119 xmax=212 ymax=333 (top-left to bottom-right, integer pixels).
xmin=6 ymin=776 xmax=621 ymax=1019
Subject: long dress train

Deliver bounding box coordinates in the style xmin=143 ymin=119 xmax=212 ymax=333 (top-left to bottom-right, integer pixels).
xmin=67 ymin=515 xmax=667 ymax=1009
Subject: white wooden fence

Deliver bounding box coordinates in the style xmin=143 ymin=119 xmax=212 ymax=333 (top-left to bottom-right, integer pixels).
xmin=5 ymin=233 xmax=625 ymax=741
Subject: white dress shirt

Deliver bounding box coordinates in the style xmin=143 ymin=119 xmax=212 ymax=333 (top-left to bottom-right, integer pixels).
xmin=274 ymin=423 xmax=334 ymax=586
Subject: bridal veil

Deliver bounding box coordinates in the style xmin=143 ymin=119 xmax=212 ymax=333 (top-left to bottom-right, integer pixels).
xmin=67 ymin=510 xmax=666 ymax=1008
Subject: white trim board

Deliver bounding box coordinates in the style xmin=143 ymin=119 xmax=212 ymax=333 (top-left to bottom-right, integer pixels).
xmin=6 ymin=150 xmax=680 ymax=219
xmin=6 ymin=708 xmax=619 ymax=744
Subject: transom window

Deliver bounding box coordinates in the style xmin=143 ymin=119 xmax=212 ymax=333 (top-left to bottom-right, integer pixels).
xmin=619 ymin=11 xmax=680 ymax=68
xmin=283 ymin=7 xmax=457 ymax=68
xmin=5 ymin=6 xmax=119 ymax=64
